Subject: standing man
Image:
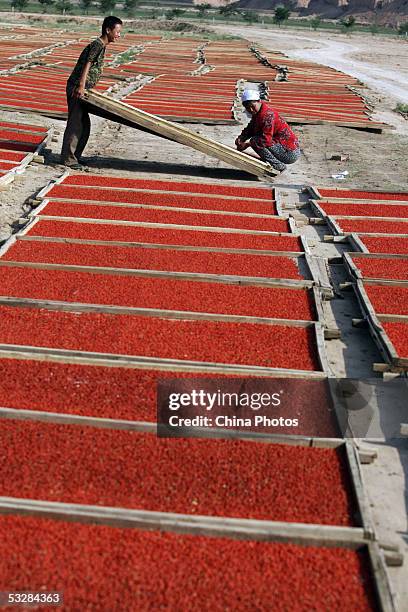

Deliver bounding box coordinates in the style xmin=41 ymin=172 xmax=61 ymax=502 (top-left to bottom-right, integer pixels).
xmin=61 ymin=16 xmax=123 ymax=170
xmin=235 ymin=89 xmax=300 ymax=173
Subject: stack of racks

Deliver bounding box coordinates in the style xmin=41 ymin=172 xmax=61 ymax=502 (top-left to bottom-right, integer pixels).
xmin=0 ymin=27 xmax=149 ymax=118
xmin=0 ymin=65 xmax=117 ymax=118
xmin=120 ymin=37 xmax=201 ymax=76
xmin=123 ymin=74 xmax=239 ymax=124
xmin=309 ymin=186 xmax=408 ymax=373
xmin=120 ymin=38 xmax=278 ymax=124
xmin=0 ymin=27 xmax=70 ymax=72
xmin=0 ymin=120 xmax=51 ymax=187
xmin=0 ymin=173 xmax=394 ymax=609
xmin=39 ymin=34 xmax=160 ymax=74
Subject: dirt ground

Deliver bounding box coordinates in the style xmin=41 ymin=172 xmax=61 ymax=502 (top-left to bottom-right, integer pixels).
xmin=0 ymin=19 xmax=407 ymax=609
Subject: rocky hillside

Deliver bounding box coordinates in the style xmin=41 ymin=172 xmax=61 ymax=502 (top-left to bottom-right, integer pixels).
xmin=233 ymin=0 xmax=408 ymax=26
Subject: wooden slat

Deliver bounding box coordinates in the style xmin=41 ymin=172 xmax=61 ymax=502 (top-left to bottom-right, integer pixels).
xmin=0 ymin=495 xmax=368 ymax=546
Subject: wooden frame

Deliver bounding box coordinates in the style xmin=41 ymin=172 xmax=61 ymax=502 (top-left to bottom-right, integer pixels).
xmin=32 ymin=197 xmax=280 ymax=220
xmin=13 ymin=232 xmax=309 ymax=258
xmin=0 ymin=125 xmax=52 ymax=188
xmin=314 ymin=197 xmax=408 ymax=206
xmin=0 ymin=314 xmax=329 ymax=379
xmin=343 ymin=252 xmax=408 ymax=287
xmin=0 ymin=412 xmax=369 ymax=532
xmin=0 ymin=255 xmax=316 ymax=288
xmin=35 ymin=171 xmax=275 ymax=204
xmin=326 ymin=216 xmax=408 ymax=238
xmin=0 ymin=233 xmax=315 ymax=285
xmin=82 ymin=89 xmax=278 ymax=180
xmin=307 ymin=186 xmax=408 ymax=201
xmin=347 ymin=233 xmax=370 ymax=253
xmin=0 ymin=494 xmax=395 ymax=610
xmin=28 ymin=213 xmax=297 ymax=238
xmin=0 ymin=292 xmax=322 ymax=326
xmin=16 ymin=217 xmax=308 ymax=257
xmin=0 ymin=104 xmax=67 ymax=120
xmin=352 ymin=279 xmax=408 ymax=369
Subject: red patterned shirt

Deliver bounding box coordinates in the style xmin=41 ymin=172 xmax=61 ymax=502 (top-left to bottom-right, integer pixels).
xmin=240 ymin=101 xmax=299 ymax=151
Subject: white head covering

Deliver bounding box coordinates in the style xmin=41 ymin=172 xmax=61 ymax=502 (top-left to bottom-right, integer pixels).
xmin=241 ymin=89 xmax=260 ymax=103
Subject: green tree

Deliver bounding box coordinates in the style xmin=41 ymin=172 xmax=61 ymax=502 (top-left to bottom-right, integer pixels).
xmin=197 ymin=3 xmax=211 ymax=17
xmin=11 ymin=0 xmax=29 ymax=9
xmin=219 ymin=3 xmax=237 ymax=17
xmin=55 ymin=0 xmax=72 ymax=12
xmin=242 ymin=11 xmax=259 ymax=24
xmin=80 ymin=0 xmax=92 ymax=14
xmin=166 ymin=7 xmax=185 ymax=20
xmin=38 ymin=0 xmax=54 ymax=12
xmin=273 ymin=6 xmax=290 ymax=28
xmin=99 ymin=0 xmax=116 ymax=14
xmin=310 ymin=16 xmax=321 ymax=31
xmin=398 ymin=22 xmax=408 ymax=36
xmin=124 ymin=0 xmax=139 ymax=17
xmin=340 ymin=16 xmax=356 ymax=34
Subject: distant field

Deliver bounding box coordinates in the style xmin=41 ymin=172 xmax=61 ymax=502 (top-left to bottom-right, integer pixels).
xmin=0 ymin=4 xmax=400 ymax=37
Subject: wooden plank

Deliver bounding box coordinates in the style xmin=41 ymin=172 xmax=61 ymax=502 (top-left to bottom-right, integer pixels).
xmin=33 ymin=214 xmax=290 ymax=237
xmin=347 ymin=233 xmax=370 ymax=254
xmin=307 ymin=185 xmax=322 ymax=200
xmin=343 ymin=251 xmax=364 ymax=280
xmin=359 ymin=277 xmax=408 ymax=288
xmin=0 ymin=173 xmax=15 ymax=188
xmin=35 ymin=174 xmax=274 ymax=203
xmin=32 ymin=198 xmax=279 ymax=220
xmin=326 ymin=216 xmax=345 ymax=236
xmin=0 ymin=296 xmax=318 ymax=326
xmin=314 ymin=322 xmax=330 ymax=374
xmin=309 ymin=199 xmax=328 ymax=219
xmin=318 ymin=197 xmax=408 ymax=206
xmin=286 ymin=119 xmax=384 ymax=133
xmin=367 ymin=542 xmax=397 ymax=612
xmin=307 ymin=255 xmax=334 ymax=298
xmin=15 ymin=235 xmax=306 ymax=258
xmin=344 ymin=442 xmax=374 ymax=534
xmin=352 ymin=280 xmax=408 ymax=369
xmin=0 ymin=406 xmax=350 ymax=452
xmin=0 ymin=407 xmax=346 ymax=446
xmin=0 ymin=104 xmax=67 ymax=119
xmin=0 ymin=343 xmax=327 ymax=378
xmin=377 ymin=313 xmax=408 ymax=323
xmin=334 ymin=215 xmax=408 ymax=223
xmin=347 ymin=252 xmax=408 ymax=261
xmin=83 ymin=90 xmax=278 ymax=180
xmin=0 ymin=496 xmax=368 ymax=547
xmin=150 ymin=115 xmax=239 ymax=126
xmin=0 ymin=260 xmax=314 ymax=288
xmin=22 ymin=212 xmax=290 ymax=236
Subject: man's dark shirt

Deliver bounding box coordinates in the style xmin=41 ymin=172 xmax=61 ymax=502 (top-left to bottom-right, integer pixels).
xmin=67 ymin=38 xmax=105 ymax=90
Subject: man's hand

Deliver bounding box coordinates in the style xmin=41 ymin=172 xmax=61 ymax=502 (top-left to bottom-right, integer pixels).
xmin=73 ymin=85 xmax=85 ymax=99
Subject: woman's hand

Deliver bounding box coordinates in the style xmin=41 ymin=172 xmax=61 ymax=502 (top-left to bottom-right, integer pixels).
xmin=236 ymin=139 xmax=249 ymax=152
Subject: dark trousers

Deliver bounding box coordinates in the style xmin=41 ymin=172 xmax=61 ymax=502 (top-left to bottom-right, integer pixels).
xmin=61 ymin=84 xmax=91 ymax=165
